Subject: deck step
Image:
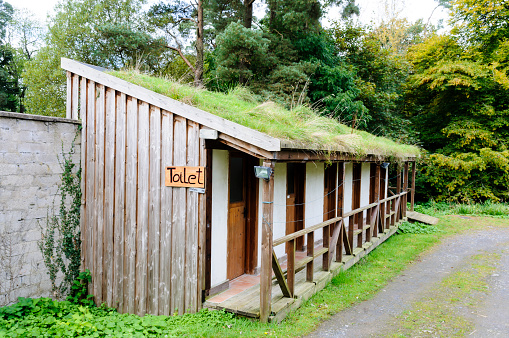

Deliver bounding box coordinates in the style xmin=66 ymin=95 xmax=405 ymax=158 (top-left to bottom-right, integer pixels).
xmin=352 ymin=247 xmax=364 ymax=256
xmin=406 ymin=211 xmax=439 ymax=225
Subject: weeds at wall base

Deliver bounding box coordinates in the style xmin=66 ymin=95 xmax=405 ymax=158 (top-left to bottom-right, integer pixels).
xmin=38 ymin=131 xmax=82 ymax=299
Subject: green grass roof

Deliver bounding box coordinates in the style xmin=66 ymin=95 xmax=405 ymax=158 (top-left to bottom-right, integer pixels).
xmin=109 ymin=70 xmax=420 ymax=160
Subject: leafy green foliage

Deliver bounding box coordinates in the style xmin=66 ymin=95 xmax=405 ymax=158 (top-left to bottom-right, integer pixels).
xmin=329 ymin=21 xmax=420 ymax=141
xmin=0 ymin=298 xmax=235 ymax=337
xmin=0 ymin=0 xmax=21 ymax=112
xmin=66 ymin=270 xmax=94 ymax=307
xmin=406 ymin=0 xmax=509 ymax=202
xmin=23 ymin=0 xmax=165 ymax=116
xmin=451 ymin=0 xmax=509 ymax=58
xmin=397 ymin=221 xmax=440 ymax=234
xmin=213 ymin=22 xmax=271 ymax=85
xmin=414 ymin=201 xmax=509 ymax=218
xmin=0 ymin=44 xmax=19 ymax=111
xmin=39 ymin=134 xmax=82 ymax=298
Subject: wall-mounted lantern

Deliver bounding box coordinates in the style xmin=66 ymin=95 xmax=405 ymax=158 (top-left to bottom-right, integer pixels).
xmin=254 ymin=166 xmax=273 ymax=181
xmin=381 ymin=162 xmax=390 ymax=169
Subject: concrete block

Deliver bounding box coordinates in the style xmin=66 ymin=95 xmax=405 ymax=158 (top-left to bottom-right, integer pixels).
xmin=24 ymin=230 xmax=42 ymax=242
xmin=1 ymin=175 xmax=34 ymax=187
xmin=17 ymin=120 xmax=49 ymax=133
xmin=0 ymin=141 xmax=17 ymax=153
xmin=0 ymin=163 xmax=20 ymax=175
xmin=2 ymin=152 xmax=36 ymax=164
xmin=17 ymin=143 xmax=49 ymax=154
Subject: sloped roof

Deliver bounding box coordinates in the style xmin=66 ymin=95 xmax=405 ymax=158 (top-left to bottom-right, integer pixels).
xmin=61 ymin=58 xmax=420 ymax=160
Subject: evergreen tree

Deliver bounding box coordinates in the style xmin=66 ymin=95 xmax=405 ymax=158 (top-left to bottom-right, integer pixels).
xmin=0 ymin=0 xmax=19 ymax=112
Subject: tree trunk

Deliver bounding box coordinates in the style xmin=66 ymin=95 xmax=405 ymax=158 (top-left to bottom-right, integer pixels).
xmin=244 ymin=0 xmax=253 ymax=28
xmin=194 ymin=0 xmax=204 ymax=88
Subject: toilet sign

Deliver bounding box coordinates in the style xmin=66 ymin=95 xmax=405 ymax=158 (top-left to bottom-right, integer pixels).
xmin=165 ymin=166 xmax=205 ymax=188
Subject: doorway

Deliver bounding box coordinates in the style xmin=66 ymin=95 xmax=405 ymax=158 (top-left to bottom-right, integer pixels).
xmin=324 ymin=163 xmax=337 ymax=222
xmin=227 ymin=152 xmax=258 ymax=280
xmin=286 ymin=163 xmax=306 ymax=252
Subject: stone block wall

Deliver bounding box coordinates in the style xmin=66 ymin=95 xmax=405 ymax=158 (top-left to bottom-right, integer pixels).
xmin=0 ymin=111 xmax=81 ymax=306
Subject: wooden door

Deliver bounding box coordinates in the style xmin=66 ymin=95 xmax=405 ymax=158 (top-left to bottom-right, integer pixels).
xmin=324 ymin=163 xmax=337 ymax=221
xmin=286 ymin=163 xmax=305 ymax=251
xmin=227 ymin=153 xmax=258 ymax=279
xmin=227 ymin=155 xmax=246 ymax=280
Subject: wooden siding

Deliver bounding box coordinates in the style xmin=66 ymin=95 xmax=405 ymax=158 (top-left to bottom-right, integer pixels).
xmin=74 ymin=73 xmax=205 ymax=316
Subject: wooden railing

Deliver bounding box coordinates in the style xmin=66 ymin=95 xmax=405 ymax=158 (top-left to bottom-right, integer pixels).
xmin=271 ymin=191 xmax=408 ymax=298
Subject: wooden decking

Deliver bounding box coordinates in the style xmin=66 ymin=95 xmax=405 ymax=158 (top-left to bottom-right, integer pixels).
xmin=204 ymin=224 xmax=400 ymax=323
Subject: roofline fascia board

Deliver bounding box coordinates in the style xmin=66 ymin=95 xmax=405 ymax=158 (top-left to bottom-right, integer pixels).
xmin=274 ymin=149 xmax=417 ymax=162
xmin=61 ymin=58 xmax=281 ymax=152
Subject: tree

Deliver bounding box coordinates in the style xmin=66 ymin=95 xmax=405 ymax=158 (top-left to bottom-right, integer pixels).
xmin=330 ymin=22 xmax=417 ymax=139
xmin=451 ymin=0 xmax=509 ymax=58
xmin=0 ymin=0 xmax=19 ymax=112
xmin=405 ymin=28 xmax=509 ymax=201
xmin=213 ymin=22 xmax=271 ymax=85
xmin=3 ymin=8 xmax=45 ymax=113
xmin=148 ymin=0 xmax=205 ymax=87
xmin=23 ymin=0 xmax=165 ymax=116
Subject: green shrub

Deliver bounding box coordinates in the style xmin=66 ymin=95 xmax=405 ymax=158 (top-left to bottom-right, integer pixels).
xmin=397 ymin=221 xmax=440 ymax=234
xmin=415 ymin=201 xmax=509 ymax=218
xmin=0 ymin=298 xmax=235 ymax=337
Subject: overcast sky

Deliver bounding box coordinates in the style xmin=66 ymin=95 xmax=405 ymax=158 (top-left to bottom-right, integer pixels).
xmin=12 ymin=0 xmax=450 ymax=30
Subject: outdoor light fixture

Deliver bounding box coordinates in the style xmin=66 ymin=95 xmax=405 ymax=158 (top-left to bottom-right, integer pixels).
xmin=381 ymin=162 xmax=390 ymax=169
xmin=254 ymin=166 xmax=273 ymax=181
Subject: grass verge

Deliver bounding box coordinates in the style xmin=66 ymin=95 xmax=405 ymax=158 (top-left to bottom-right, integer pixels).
xmin=415 ymin=201 xmax=509 ymax=218
xmin=2 ymin=215 xmax=508 ymax=337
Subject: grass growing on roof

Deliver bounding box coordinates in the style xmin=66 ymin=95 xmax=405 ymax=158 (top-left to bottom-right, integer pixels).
xmin=108 ymin=70 xmax=420 ymax=159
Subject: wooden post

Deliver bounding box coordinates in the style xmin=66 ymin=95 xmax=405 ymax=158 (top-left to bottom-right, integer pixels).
xmin=410 ymin=161 xmax=416 ymax=212
xmin=323 ymin=224 xmax=330 ymax=271
xmin=395 ymin=164 xmax=402 ymax=223
xmin=287 ymin=239 xmax=295 ymax=297
xmin=66 ymin=71 xmax=72 ymax=119
xmin=337 ymin=163 xmax=345 ymax=262
xmin=373 ymin=164 xmax=380 ymax=238
xmin=306 ymin=232 xmax=314 ymax=282
xmin=401 ymin=162 xmax=409 ymax=217
xmin=348 ymin=215 xmax=354 ymax=249
xmin=260 ymin=160 xmax=274 ymax=323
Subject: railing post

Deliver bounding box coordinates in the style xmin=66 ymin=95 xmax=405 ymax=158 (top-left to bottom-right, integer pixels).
xmin=348 ymin=215 xmax=354 ymax=251
xmin=373 ymin=164 xmax=380 ymax=238
xmin=366 ymin=205 xmax=372 ymax=243
xmin=260 ymin=160 xmax=274 ymax=323
xmin=336 ymin=221 xmax=343 ymax=262
xmin=410 ymin=161 xmax=416 ymax=212
xmin=288 ymin=239 xmax=295 ymax=296
xmin=323 ymin=224 xmax=330 ymax=271
xmin=396 ymin=164 xmax=402 ymax=223
xmin=403 ymin=162 xmax=409 ymax=218
xmin=307 ymin=232 xmax=314 ymax=282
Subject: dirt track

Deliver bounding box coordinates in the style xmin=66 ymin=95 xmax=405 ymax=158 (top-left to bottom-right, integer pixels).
xmin=307 ymin=218 xmax=509 ymax=337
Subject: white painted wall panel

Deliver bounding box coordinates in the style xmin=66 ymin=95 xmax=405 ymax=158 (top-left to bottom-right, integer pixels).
xmin=273 ymin=163 xmax=287 ymax=258
xmin=211 ymin=150 xmax=228 ymax=286
xmin=257 ymin=162 xmax=287 ymax=266
xmin=343 ymin=162 xmax=353 ymax=227
xmin=343 ymin=163 xmax=353 ymax=213
xmin=361 ymin=163 xmax=371 ymax=219
xmin=305 ymin=162 xmax=324 ymax=241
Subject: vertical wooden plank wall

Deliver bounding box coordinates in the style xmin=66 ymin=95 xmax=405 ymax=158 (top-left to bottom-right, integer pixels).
xmin=71 ymin=73 xmax=204 ymax=316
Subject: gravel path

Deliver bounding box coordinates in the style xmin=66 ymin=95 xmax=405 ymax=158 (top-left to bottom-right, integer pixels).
xmin=307 ymin=220 xmax=509 ymax=337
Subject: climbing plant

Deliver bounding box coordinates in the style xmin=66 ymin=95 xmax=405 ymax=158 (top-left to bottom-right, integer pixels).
xmin=39 ymin=132 xmax=82 ymax=298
